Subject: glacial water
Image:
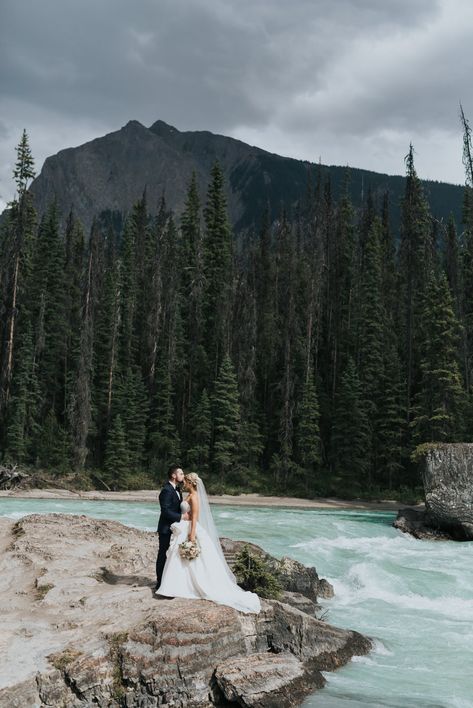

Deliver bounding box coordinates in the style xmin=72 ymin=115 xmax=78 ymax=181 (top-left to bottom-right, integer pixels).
xmin=1 ymin=497 xmax=472 ymax=708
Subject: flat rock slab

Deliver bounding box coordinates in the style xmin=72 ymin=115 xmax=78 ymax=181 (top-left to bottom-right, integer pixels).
xmin=0 ymin=513 xmax=372 ymax=707
xmin=279 ymin=590 xmax=323 ymax=617
xmin=215 ymin=651 xmax=325 ymax=707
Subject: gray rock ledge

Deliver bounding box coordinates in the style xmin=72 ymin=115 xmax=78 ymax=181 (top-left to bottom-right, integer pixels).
xmin=0 ymin=513 xmax=372 ymax=707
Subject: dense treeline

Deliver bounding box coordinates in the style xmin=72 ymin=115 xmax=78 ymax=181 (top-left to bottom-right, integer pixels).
xmin=1 ymin=120 xmax=473 ymax=498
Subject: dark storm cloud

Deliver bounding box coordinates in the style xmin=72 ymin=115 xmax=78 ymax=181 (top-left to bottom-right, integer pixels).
xmin=0 ymin=0 xmax=470 ymax=208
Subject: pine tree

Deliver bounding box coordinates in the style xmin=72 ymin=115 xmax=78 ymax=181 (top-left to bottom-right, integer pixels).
xmin=398 ymin=144 xmax=432 ymax=431
xmin=256 ymin=204 xmax=277 ymax=409
xmin=63 ymin=211 xmax=86 ymax=414
xmin=89 ymin=252 xmax=120 ymax=464
xmin=117 ymin=214 xmax=138 ymax=374
xmin=12 ymin=129 xmax=35 ymax=196
xmin=411 ymin=271 xmax=465 ymax=444
xmin=162 ymin=214 xmax=187 ymax=426
xmin=4 ymin=320 xmax=40 ymax=462
xmin=444 ymin=213 xmax=461 ymax=314
xmin=202 ymin=161 xmax=234 ymax=381
xmin=186 ymin=388 xmax=212 ymax=472
xmin=140 ymin=195 xmax=167 ymax=388
xmin=357 ymin=186 xmax=377 ymax=285
xmin=378 ymin=193 xmax=405 ymax=487
xmin=357 ymin=216 xmax=384 ymax=483
xmin=358 ymin=216 xmax=384 ymax=404
xmin=380 ymin=192 xmax=399 ymax=329
xmin=36 ymin=409 xmax=70 ymax=471
xmin=329 ymin=169 xmax=357 ymax=399
xmin=148 ymin=358 xmax=181 ymax=474
xmin=30 ymin=199 xmax=68 ymax=420
xmin=238 ymin=416 xmax=264 ymax=473
xmin=0 ymin=130 xmax=37 ymax=424
xmin=114 ymin=365 xmax=148 ymax=470
xmin=180 ymin=171 xmax=205 ymax=412
xmin=460 ymin=189 xmax=473 ymax=394
xmin=211 ymin=353 xmax=241 ymax=485
xmin=233 ymin=250 xmax=264 ymax=474
xmin=104 ymin=414 xmax=130 ymax=489
xmin=180 ymin=172 xmax=202 ymax=292
xmin=132 ymin=188 xmax=150 ymax=308
xmin=376 ymin=330 xmax=405 ymax=489
xmin=254 ymin=205 xmax=278 ymax=473
xmin=331 ymin=356 xmax=370 ymax=490
xmin=69 ymin=219 xmax=102 ymax=470
xmin=271 ymin=211 xmax=299 ymax=490
xmin=295 ymin=369 xmax=321 ymax=491
xmin=460 ymin=102 xmax=473 ymax=188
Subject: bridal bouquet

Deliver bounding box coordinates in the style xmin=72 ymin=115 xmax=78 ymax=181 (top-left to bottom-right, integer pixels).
xmin=179 ymin=538 xmax=201 ymax=560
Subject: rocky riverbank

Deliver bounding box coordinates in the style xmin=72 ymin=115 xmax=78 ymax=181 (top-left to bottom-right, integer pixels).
xmin=0 ymin=512 xmax=372 ymax=707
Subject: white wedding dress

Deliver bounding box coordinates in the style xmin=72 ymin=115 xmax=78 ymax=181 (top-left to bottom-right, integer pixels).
xmin=157 ymin=489 xmax=261 ymax=614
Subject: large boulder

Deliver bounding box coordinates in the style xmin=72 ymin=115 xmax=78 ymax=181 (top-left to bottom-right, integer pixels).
xmin=0 ymin=513 xmax=372 ymax=707
xmin=394 ymin=443 xmax=473 ymax=541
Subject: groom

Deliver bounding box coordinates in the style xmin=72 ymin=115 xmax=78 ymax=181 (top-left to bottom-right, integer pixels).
xmin=155 ymin=464 xmax=190 ymax=591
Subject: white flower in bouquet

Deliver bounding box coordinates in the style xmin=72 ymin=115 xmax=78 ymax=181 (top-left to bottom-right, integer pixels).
xmin=178 ymin=538 xmax=201 ymax=560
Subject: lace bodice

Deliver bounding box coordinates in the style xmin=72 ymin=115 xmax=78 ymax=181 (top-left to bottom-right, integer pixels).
xmin=180 ymin=500 xmax=190 ymax=513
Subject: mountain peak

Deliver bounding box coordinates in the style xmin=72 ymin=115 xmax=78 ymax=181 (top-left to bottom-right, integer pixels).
xmin=123 ymin=119 xmax=147 ymax=131
xmin=149 ymin=119 xmax=180 ymax=138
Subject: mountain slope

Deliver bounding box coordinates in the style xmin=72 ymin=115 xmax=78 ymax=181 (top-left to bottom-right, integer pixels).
xmin=5 ymin=118 xmax=466 ymax=237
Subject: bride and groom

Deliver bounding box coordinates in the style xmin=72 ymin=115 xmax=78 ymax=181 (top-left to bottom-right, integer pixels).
xmin=155 ymin=464 xmax=261 ymax=614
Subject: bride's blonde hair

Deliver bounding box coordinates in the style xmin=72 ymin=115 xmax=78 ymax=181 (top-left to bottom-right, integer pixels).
xmin=184 ymin=472 xmax=200 ymax=489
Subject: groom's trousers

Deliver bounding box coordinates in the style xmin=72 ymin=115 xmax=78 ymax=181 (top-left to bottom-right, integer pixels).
xmin=156 ymin=532 xmax=171 ymax=588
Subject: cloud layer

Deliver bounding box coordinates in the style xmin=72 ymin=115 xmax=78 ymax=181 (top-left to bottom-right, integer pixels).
xmin=1 ymin=0 xmax=471 ymax=210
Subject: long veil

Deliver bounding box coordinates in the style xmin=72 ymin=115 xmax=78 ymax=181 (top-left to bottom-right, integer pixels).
xmin=196 ymin=477 xmax=237 ymax=584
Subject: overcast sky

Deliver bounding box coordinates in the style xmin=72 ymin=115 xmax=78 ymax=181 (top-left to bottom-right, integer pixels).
xmin=1 ymin=0 xmax=472 ymax=211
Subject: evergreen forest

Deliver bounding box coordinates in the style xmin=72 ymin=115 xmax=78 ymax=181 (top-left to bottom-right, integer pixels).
xmin=2 ymin=111 xmax=473 ymax=499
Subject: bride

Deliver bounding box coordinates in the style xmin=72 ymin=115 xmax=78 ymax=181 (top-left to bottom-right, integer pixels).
xmin=156 ymin=472 xmax=261 ymax=614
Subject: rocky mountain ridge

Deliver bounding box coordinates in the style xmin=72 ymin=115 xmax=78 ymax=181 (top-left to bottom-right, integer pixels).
xmin=2 ymin=118 xmax=464 ymax=239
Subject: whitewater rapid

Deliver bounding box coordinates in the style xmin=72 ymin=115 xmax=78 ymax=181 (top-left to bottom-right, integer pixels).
xmin=1 ymin=497 xmax=471 ymax=707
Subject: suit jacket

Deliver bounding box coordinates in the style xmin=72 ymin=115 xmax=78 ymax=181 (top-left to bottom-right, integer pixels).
xmin=157 ymin=481 xmax=183 ymax=534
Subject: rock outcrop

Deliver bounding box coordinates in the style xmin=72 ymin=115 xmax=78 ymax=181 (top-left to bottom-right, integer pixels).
xmin=214 ymin=652 xmax=325 ymax=707
xmin=219 ymin=536 xmax=334 ymax=607
xmin=394 ymin=443 xmax=473 ymax=541
xmin=0 ymin=512 xmax=371 ymax=707
xmin=393 ymin=507 xmax=453 ymax=541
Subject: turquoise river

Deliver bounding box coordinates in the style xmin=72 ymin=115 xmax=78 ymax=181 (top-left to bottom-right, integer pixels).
xmin=1 ymin=497 xmax=472 ymax=708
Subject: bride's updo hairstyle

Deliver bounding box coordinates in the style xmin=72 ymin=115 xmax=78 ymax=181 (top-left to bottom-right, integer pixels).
xmin=184 ymin=472 xmax=199 ymax=489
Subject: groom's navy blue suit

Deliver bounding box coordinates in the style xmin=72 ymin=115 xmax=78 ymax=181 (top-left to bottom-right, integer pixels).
xmin=156 ymin=481 xmax=183 ymax=589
